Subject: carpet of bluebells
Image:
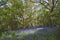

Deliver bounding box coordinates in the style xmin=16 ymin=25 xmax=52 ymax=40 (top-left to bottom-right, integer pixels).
xmin=0 ymin=26 xmax=59 ymax=40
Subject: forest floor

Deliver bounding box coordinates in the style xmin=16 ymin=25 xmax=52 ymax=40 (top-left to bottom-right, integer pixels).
xmin=0 ymin=26 xmax=59 ymax=40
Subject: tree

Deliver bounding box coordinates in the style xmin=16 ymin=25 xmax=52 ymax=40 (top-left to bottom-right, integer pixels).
xmin=0 ymin=0 xmax=59 ymax=31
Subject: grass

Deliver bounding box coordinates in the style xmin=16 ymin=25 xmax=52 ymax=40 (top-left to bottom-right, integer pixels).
xmin=0 ymin=27 xmax=58 ymax=40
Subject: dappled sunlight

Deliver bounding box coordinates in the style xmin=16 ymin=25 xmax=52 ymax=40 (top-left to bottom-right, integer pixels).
xmin=15 ymin=27 xmax=44 ymax=35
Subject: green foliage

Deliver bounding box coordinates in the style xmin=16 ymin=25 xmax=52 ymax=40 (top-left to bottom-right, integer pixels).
xmin=0 ymin=0 xmax=60 ymax=30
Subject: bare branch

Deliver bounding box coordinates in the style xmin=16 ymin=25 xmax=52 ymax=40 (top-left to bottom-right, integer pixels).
xmin=40 ymin=2 xmax=50 ymax=10
xmin=50 ymin=0 xmax=55 ymax=12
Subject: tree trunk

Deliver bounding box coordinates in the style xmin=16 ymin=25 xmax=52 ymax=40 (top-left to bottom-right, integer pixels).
xmin=56 ymin=27 xmax=60 ymax=40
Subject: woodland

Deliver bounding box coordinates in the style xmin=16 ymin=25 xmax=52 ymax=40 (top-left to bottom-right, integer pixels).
xmin=0 ymin=0 xmax=60 ymax=40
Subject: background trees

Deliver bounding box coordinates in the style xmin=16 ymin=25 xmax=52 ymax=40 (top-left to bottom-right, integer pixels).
xmin=0 ymin=0 xmax=60 ymax=30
